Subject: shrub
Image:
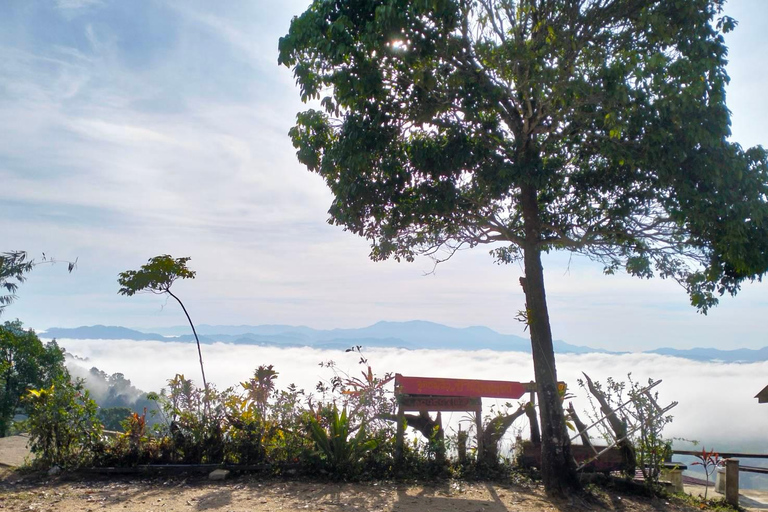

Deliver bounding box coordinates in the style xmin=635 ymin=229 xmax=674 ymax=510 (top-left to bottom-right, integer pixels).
xmin=24 ymin=375 xmax=102 ymax=468
xmin=307 ymin=405 xmax=377 ymax=478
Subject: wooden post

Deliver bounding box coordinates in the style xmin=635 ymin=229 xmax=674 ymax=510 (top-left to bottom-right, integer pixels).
xmin=395 ymin=404 xmax=405 ymax=462
xmin=457 ymin=428 xmax=468 ymax=464
xmin=475 ymin=403 xmax=484 ymax=460
xmin=725 ymin=458 xmax=739 ymax=506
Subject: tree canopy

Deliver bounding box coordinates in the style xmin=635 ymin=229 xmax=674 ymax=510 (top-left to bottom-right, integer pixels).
xmin=279 ymin=0 xmax=768 ymax=309
xmin=279 ymin=0 xmax=768 ymax=494
xmin=117 ymin=255 xmax=196 ymax=297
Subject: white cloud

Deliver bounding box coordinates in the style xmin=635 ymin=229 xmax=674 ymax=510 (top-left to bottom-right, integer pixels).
xmin=55 ymin=0 xmax=102 ymax=11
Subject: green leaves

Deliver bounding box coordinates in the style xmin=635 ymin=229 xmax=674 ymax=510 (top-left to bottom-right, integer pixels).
xmin=279 ymin=0 xmax=768 ymax=312
xmin=0 ymin=321 xmax=66 ymax=436
xmin=117 ymin=255 xmax=195 ymax=296
xmin=24 ymin=375 xmax=103 ymax=469
xmin=307 ymin=405 xmax=377 ymax=475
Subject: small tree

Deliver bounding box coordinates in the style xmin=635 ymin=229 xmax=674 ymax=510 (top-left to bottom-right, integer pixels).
xmin=117 ymin=256 xmax=209 ymax=398
xmin=692 ymin=448 xmax=721 ymax=499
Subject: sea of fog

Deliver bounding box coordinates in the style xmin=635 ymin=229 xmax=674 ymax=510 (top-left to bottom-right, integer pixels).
xmin=55 ymin=338 xmax=768 ymax=488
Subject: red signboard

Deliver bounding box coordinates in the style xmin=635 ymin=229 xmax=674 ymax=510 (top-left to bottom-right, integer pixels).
xmin=395 ymin=374 xmax=528 ymax=399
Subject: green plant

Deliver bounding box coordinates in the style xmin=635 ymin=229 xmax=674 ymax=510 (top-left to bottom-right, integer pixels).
xmin=0 ymin=320 xmax=67 ymax=436
xmin=307 ymin=405 xmax=377 ymax=477
xmin=24 ymin=375 xmax=102 ymax=468
xmin=673 ymin=491 xmax=740 ymax=512
xmin=97 ymin=406 xmax=133 ymax=431
xmin=241 ymin=365 xmax=279 ymax=417
xmin=153 ymin=374 xmax=227 ymax=463
xmin=692 ymin=448 xmax=722 ymax=499
xmin=319 ymin=347 xmax=397 ymax=433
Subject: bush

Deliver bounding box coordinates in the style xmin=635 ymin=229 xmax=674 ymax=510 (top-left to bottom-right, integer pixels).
xmin=307 ymin=405 xmax=377 ymax=478
xmin=24 ymin=375 xmax=102 ymax=468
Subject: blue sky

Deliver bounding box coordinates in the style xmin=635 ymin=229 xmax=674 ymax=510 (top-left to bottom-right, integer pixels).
xmin=1 ymin=0 xmax=767 ymax=352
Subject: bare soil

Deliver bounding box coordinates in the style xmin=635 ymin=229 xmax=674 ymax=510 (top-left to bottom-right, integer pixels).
xmin=0 ymin=468 xmax=709 ymax=512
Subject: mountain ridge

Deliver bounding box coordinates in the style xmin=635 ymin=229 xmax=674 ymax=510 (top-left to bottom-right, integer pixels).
xmin=42 ymin=322 xmax=612 ymax=355
xmin=40 ymin=322 xmax=768 ymax=362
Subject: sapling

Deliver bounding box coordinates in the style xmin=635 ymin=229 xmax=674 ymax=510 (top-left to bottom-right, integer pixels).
xmin=118 ymin=255 xmax=208 ymax=400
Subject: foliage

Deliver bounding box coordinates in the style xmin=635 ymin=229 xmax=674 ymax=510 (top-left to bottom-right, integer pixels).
xmin=24 ymin=375 xmax=102 ymax=468
xmin=279 ymin=0 xmax=767 ymax=309
xmin=318 ymin=346 xmax=397 ymax=429
xmin=0 ymin=320 xmax=67 ymax=436
xmin=118 ymin=255 xmax=209 ymax=398
xmin=0 ymin=252 xmax=34 ymax=317
xmin=18 ymin=355 xmax=532 ymax=480
xmin=117 ymin=255 xmax=195 ymax=296
xmin=692 ymin=448 xmax=722 ymax=499
xmin=307 ymin=405 xmax=378 ymax=477
xmin=97 ymin=407 xmax=133 ymax=431
xmin=0 ymin=251 xmax=77 ymax=317
xmin=279 ymin=0 xmax=768 ymax=493
xmin=578 ymin=374 xmax=674 ymax=488
xmin=673 ymin=491 xmax=740 ymax=512
xmin=151 ymin=374 xmax=226 ymax=463
xmin=242 ymin=365 xmax=279 ymax=417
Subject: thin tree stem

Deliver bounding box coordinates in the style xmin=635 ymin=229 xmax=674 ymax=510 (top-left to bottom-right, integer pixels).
xmin=167 ymin=290 xmax=209 ymax=398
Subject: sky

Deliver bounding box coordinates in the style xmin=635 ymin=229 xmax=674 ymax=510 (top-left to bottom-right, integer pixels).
xmin=1 ymin=0 xmax=767 ymax=352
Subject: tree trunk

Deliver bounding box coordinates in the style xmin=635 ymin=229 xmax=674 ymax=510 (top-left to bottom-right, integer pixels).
xmin=525 ymin=402 xmax=541 ymax=445
xmin=567 ymin=402 xmax=594 ymax=449
xmin=380 ymin=410 xmax=445 ymax=461
xmin=520 ymin=184 xmax=580 ymax=496
xmin=480 ymin=404 xmax=526 ymax=465
xmin=582 ymin=373 xmax=637 ymax=475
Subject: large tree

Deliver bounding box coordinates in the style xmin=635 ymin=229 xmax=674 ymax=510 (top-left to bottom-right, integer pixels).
xmin=279 ymin=0 xmax=768 ymax=494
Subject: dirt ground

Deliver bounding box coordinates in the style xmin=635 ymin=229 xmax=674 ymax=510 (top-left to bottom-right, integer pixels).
xmin=0 ymin=468 xmax=713 ymax=512
xmin=0 ymin=436 xmax=750 ymax=512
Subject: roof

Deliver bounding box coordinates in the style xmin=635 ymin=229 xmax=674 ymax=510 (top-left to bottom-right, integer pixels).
xmin=756 ymin=385 xmax=768 ymax=403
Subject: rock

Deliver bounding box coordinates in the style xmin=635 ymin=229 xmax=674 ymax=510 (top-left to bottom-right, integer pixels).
xmin=208 ymin=469 xmax=230 ymax=481
xmin=47 ymin=466 xmax=61 ymax=476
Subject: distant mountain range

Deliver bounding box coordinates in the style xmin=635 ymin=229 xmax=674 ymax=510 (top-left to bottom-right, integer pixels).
xmin=40 ymin=321 xmax=768 ymax=362
xmin=42 ymin=321 xmax=619 ymax=354
xmin=645 ymin=346 xmax=768 ymax=363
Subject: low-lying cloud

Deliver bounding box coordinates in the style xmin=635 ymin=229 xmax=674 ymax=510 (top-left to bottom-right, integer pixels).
xmin=58 ymin=338 xmax=768 ymax=454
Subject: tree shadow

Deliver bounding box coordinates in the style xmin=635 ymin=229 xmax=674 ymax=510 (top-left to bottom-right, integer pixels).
xmin=194 ymin=488 xmax=233 ymax=510
xmin=393 ymin=482 xmax=511 ymax=512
